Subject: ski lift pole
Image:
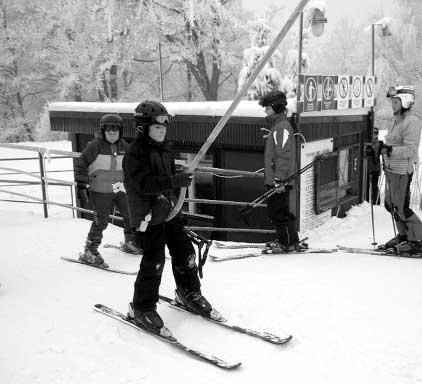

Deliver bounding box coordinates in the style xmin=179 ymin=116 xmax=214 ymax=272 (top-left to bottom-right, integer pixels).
xmin=165 ymin=0 xmax=311 ymax=222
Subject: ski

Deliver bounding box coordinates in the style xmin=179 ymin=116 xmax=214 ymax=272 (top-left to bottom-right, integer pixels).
xmin=213 ymin=241 xmax=266 ymax=249
xmin=210 ymin=248 xmax=337 ymax=262
xmin=103 ymin=243 xmax=142 ymax=255
xmin=214 ymin=237 xmax=309 ymax=250
xmin=159 ymin=294 xmax=292 ymax=345
xmin=93 ymin=304 xmax=241 ymax=370
xmin=336 ymin=245 xmax=422 ymax=259
xmin=61 ymin=257 xmax=138 ymax=275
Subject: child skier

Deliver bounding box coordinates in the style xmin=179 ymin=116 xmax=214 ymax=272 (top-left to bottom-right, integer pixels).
xmin=76 ymin=113 xmax=140 ymax=268
xmin=123 ymin=100 xmax=220 ymax=337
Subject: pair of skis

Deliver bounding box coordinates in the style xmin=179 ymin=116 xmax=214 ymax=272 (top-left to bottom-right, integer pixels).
xmin=210 ymin=241 xmax=337 ymax=262
xmin=336 ymin=245 xmax=422 ymax=259
xmin=95 ymin=293 xmax=292 ymax=370
xmin=60 ymin=242 xmax=143 ymax=274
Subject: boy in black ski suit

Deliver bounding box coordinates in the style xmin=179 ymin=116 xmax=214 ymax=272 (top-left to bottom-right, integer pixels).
xmin=259 ymin=90 xmax=305 ymax=252
xmin=75 ymin=114 xmax=140 ymax=268
xmin=123 ymin=101 xmax=220 ymax=336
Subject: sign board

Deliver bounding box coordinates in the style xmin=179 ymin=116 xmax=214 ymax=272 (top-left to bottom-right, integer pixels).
xmin=297 ymin=73 xmax=376 ymax=112
xmin=299 ymin=138 xmax=333 ymax=233
xmin=303 ymin=75 xmax=319 ymax=112
xmin=363 ymin=75 xmax=375 ymax=107
xmin=320 ymin=75 xmax=335 ymax=110
xmin=336 ymin=75 xmax=350 ymax=110
xmin=351 ymin=76 xmax=363 ymax=108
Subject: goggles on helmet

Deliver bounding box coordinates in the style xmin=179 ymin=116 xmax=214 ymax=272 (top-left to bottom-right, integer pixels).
xmin=386 ymin=86 xmax=415 ymax=98
xmin=151 ymin=115 xmax=170 ymax=125
xmin=101 ymin=123 xmax=121 ymax=132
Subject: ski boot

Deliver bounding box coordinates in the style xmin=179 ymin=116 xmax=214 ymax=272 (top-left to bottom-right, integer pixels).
xmin=121 ymin=234 xmax=142 ymax=255
xmin=79 ymin=240 xmax=109 ymax=268
xmin=175 ymin=288 xmax=222 ymax=321
xmin=127 ymin=303 xmax=172 ymax=337
xmin=391 ymin=240 xmax=422 ymax=255
xmin=378 ymin=234 xmax=407 ymax=251
xmin=263 ymin=239 xmax=289 ymax=254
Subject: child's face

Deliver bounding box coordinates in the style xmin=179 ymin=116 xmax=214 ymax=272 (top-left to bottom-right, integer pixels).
xmin=149 ymin=124 xmax=167 ymax=142
xmin=264 ymin=106 xmax=275 ymax=116
xmin=104 ymin=129 xmax=120 ymax=143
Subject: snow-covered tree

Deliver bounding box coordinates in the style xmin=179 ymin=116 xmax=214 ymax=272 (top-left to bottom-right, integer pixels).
xmin=237 ymin=18 xmax=282 ymax=100
xmin=138 ymin=0 xmax=244 ymax=101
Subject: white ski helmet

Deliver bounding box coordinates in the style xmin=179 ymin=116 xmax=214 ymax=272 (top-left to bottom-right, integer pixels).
xmin=387 ymin=86 xmax=415 ymax=108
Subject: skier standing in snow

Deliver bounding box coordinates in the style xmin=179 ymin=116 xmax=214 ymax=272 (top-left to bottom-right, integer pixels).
xmin=378 ymin=86 xmax=422 ymax=254
xmin=259 ymin=90 xmax=306 ymax=252
xmin=76 ymin=113 xmax=141 ymax=268
xmin=123 ymin=100 xmax=220 ymax=337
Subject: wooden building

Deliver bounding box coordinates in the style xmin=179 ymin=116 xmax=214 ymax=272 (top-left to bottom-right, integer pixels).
xmin=48 ymin=98 xmax=373 ymax=242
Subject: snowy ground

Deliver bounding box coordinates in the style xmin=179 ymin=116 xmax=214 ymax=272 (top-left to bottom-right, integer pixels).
xmin=1 ymin=142 xmax=422 ymax=384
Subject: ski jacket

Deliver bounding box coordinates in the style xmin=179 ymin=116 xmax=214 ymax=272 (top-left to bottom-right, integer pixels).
xmin=123 ymin=135 xmax=178 ymax=228
xmin=75 ymin=134 xmax=128 ymax=193
xmin=264 ymin=113 xmax=296 ymax=185
xmin=383 ymin=109 xmax=421 ymax=175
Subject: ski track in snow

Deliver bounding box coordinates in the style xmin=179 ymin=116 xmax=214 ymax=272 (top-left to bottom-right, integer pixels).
xmin=1 ymin=141 xmax=422 ymax=383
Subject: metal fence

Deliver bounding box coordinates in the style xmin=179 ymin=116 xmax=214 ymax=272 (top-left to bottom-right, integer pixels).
xmin=0 ymin=143 xmax=274 ymax=234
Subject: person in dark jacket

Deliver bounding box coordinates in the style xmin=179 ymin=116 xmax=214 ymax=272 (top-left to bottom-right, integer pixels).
xmin=75 ymin=113 xmax=140 ymax=268
xmin=123 ymin=101 xmax=220 ymax=337
xmin=259 ymin=90 xmax=306 ymax=252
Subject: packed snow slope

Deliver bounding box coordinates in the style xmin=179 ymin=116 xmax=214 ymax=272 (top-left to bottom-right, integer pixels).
xmin=1 ymin=142 xmax=422 ymax=384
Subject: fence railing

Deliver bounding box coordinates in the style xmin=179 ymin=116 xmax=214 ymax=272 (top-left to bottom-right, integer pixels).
xmin=0 ymin=143 xmax=274 ymax=234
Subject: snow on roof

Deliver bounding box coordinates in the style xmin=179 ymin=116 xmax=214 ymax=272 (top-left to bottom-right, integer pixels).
xmin=48 ymin=100 xmax=268 ymax=118
xmin=48 ymin=99 xmax=370 ymax=118
xmin=48 ymin=99 xmax=297 ymax=118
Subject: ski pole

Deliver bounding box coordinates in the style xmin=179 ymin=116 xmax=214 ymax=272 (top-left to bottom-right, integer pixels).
xmin=369 ymin=173 xmax=377 ymax=246
xmin=240 ymin=159 xmax=317 ymax=216
xmin=385 ymin=176 xmax=400 ymax=257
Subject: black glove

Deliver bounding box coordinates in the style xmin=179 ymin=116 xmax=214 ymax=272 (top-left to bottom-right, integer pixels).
xmin=76 ymin=182 xmax=90 ymax=203
xmin=379 ymin=142 xmax=393 ymax=157
xmin=172 ymin=172 xmax=193 ymax=188
xmin=364 ymin=145 xmax=375 ymax=158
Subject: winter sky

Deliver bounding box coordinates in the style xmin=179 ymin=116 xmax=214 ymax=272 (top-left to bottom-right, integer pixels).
xmin=242 ymin=0 xmax=394 ymax=22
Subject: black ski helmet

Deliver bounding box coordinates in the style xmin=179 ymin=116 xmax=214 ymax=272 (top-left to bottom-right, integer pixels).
xmin=259 ymin=90 xmax=288 ymax=114
xmin=99 ymin=113 xmax=123 ymax=140
xmin=134 ymin=100 xmax=170 ymax=135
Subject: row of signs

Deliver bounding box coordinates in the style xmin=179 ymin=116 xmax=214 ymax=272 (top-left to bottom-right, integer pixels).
xmin=297 ymin=74 xmax=376 ymax=113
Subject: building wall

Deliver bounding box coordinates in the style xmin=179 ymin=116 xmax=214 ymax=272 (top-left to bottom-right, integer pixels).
xmin=50 ymin=108 xmax=372 ymax=241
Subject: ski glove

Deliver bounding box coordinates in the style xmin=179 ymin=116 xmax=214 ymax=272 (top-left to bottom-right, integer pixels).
xmin=172 ymin=172 xmax=193 ymax=188
xmin=379 ymin=142 xmax=393 ymax=157
xmin=364 ymin=145 xmax=376 ymax=158
xmin=273 ymin=178 xmax=285 ymax=193
xmin=77 ymin=182 xmax=90 ymax=203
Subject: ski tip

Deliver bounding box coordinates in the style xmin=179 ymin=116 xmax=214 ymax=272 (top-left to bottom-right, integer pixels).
xmin=279 ymin=334 xmax=293 ymax=344
xmin=225 ymin=361 xmax=242 ymax=369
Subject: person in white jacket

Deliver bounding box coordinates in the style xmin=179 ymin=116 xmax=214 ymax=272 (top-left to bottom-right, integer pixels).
xmin=378 ymin=86 xmax=422 ymax=254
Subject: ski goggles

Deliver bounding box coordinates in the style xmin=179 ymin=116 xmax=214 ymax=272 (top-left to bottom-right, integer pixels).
xmin=386 ymin=86 xmax=415 ymax=98
xmin=151 ymin=115 xmax=171 ymax=125
xmin=101 ymin=123 xmax=121 ymax=132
